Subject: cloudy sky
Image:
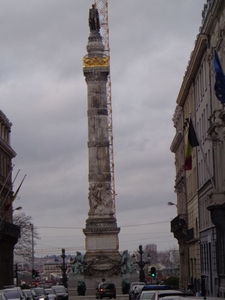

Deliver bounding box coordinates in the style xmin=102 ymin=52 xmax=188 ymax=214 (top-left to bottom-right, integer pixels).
xmin=0 ymin=0 xmax=206 ymax=256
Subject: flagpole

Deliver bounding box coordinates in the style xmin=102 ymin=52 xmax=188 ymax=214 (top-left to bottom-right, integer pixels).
xmin=0 ymin=169 xmax=21 ymax=211
xmin=1 ymin=174 xmax=26 ymax=212
xmin=0 ymin=164 xmax=15 ymax=197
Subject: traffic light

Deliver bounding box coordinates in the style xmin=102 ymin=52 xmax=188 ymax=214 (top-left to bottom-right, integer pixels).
xmin=32 ymin=269 xmax=39 ymax=279
xmin=35 ymin=270 xmax=39 ymax=278
xmin=150 ymin=266 xmax=156 ymax=277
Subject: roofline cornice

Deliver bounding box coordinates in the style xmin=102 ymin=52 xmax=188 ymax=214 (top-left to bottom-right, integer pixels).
xmin=176 ymin=0 xmax=225 ymax=107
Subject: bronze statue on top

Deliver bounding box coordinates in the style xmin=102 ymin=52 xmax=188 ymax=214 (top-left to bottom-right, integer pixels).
xmin=89 ymin=4 xmax=100 ymax=32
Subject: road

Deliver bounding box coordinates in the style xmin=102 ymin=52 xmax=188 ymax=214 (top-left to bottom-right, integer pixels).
xmin=69 ymin=295 xmax=128 ymax=300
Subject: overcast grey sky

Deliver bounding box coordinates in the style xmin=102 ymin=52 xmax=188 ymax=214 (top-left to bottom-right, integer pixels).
xmin=0 ymin=0 xmax=206 ymax=255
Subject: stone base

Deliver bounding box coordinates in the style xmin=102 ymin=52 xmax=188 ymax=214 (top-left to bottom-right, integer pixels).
xmin=68 ymin=274 xmax=133 ymax=296
xmin=83 ymin=216 xmax=121 ymax=276
xmin=83 ymin=250 xmax=121 ymax=277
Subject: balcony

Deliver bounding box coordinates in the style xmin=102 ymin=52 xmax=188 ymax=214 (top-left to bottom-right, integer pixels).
xmin=0 ymin=220 xmax=20 ymax=239
xmin=170 ymin=215 xmax=187 ymax=240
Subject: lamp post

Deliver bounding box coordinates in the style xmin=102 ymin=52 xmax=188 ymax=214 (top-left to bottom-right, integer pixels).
xmin=167 ymin=201 xmax=177 ymax=207
xmin=56 ymin=249 xmax=68 ymax=288
xmin=138 ymin=245 xmax=150 ymax=283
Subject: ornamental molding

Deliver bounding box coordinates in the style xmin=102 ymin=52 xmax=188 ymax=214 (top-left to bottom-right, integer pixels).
xmin=83 ymin=227 xmax=120 ymax=234
xmin=0 ymin=137 xmax=16 ymax=158
xmin=88 ymin=173 xmax=111 ymax=181
xmin=88 ymin=141 xmax=109 ymax=148
xmin=170 ymin=131 xmax=183 ymax=153
xmin=172 ymin=105 xmax=182 ymax=128
xmin=83 ymin=56 xmax=109 ymax=68
xmin=0 ymin=110 xmax=12 ymax=128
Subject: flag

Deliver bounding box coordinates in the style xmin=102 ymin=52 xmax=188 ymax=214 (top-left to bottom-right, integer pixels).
xmin=213 ymin=50 xmax=225 ymax=103
xmin=4 ymin=175 xmax=26 ymax=211
xmin=184 ymin=118 xmax=199 ymax=171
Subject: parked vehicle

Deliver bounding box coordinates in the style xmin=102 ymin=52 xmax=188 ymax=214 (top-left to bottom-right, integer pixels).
xmin=129 ymin=283 xmax=145 ymax=300
xmin=32 ymin=288 xmax=48 ymax=300
xmin=44 ymin=289 xmax=56 ymax=300
xmin=96 ymin=282 xmax=116 ymax=299
xmin=23 ymin=290 xmax=34 ymax=300
xmin=152 ymin=290 xmax=193 ymax=300
xmin=3 ymin=287 xmax=26 ymax=300
xmin=0 ymin=293 xmax=7 ymax=300
xmin=139 ymin=291 xmax=156 ymax=300
xmin=51 ymin=286 xmax=68 ymax=300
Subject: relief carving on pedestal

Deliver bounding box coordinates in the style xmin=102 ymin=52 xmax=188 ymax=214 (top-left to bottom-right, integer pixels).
xmin=88 ymin=183 xmax=113 ymax=216
xmin=85 ymin=255 xmax=120 ymax=276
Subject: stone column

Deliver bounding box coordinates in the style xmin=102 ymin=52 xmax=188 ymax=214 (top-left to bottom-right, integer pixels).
xmin=83 ymin=31 xmax=120 ymax=277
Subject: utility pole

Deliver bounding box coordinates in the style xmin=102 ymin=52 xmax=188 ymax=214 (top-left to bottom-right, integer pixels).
xmin=138 ymin=245 xmax=145 ymax=283
xmin=30 ymin=223 xmax=34 ymax=271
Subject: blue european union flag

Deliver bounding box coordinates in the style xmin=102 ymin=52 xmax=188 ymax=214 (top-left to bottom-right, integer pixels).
xmin=213 ymin=50 xmax=225 ymax=103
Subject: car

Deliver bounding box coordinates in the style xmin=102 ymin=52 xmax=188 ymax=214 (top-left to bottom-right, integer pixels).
xmin=157 ymin=296 xmax=197 ymax=300
xmin=139 ymin=291 xmax=156 ymax=300
xmin=142 ymin=286 xmax=173 ymax=292
xmin=44 ymin=289 xmax=56 ymax=300
xmin=51 ymin=286 xmax=68 ymax=300
xmin=23 ymin=290 xmax=34 ymax=300
xmin=152 ymin=290 xmax=194 ymax=300
xmin=129 ymin=282 xmax=145 ymax=300
xmin=96 ymin=282 xmax=116 ymax=299
xmin=3 ymin=287 xmax=26 ymax=300
xmin=32 ymin=288 xmax=48 ymax=300
xmin=129 ymin=282 xmax=145 ymax=299
xmin=23 ymin=289 xmax=39 ymax=300
xmin=0 ymin=293 xmax=7 ymax=300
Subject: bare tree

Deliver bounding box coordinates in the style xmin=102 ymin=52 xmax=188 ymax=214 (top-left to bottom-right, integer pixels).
xmin=158 ymin=246 xmax=179 ymax=276
xmin=13 ymin=212 xmax=40 ymax=265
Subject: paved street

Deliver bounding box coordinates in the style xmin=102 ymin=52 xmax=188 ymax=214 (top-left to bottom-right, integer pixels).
xmin=69 ymin=296 xmax=128 ymax=300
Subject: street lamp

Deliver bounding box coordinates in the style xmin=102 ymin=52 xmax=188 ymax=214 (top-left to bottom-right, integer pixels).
xmin=167 ymin=201 xmax=177 ymax=207
xmin=138 ymin=245 xmax=150 ymax=283
xmin=55 ymin=249 xmax=68 ymax=288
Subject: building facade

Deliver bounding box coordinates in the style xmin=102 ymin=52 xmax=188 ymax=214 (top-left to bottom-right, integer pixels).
xmin=0 ymin=110 xmax=20 ymax=287
xmin=171 ymin=0 xmax=225 ymax=297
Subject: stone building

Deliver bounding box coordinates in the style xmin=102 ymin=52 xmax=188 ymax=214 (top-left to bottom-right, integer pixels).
xmin=170 ymin=0 xmax=225 ymax=297
xmin=0 ymin=110 xmax=20 ymax=287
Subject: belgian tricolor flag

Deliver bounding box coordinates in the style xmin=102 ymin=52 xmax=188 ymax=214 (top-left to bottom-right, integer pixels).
xmin=184 ymin=118 xmax=199 ymax=171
